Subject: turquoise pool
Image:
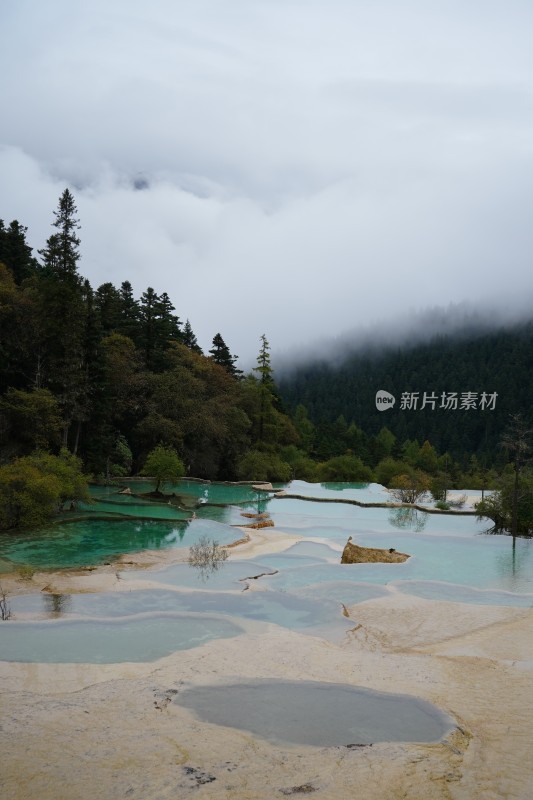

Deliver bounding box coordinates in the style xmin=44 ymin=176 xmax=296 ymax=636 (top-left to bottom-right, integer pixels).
xmin=0 ymin=518 xmax=238 ymax=570
xmin=0 ymin=481 xmax=531 ymax=666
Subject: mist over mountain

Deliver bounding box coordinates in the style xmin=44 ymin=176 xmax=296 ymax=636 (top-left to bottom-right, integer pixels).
xmin=273 ymin=302 xmax=533 ymax=375
xmin=3 ymin=2 xmax=533 ymax=363
xmin=277 ymin=308 xmax=533 ymax=462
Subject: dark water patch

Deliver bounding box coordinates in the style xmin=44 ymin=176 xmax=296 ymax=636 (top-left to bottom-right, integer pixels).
xmin=0 ymin=613 xmax=243 ymax=663
xmin=174 ymin=680 xmax=455 ymax=746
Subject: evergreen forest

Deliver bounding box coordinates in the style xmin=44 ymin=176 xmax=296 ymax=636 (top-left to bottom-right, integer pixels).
xmin=1 ymin=189 xmax=532 ymax=531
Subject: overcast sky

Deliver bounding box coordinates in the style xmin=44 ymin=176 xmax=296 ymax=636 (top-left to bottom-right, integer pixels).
xmin=1 ymin=0 xmax=533 ymax=366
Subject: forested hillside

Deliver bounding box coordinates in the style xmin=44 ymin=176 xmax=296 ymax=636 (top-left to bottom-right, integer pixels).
xmin=0 ymin=190 xmax=298 ymax=485
xmin=1 ymin=189 xmax=530 ymax=532
xmin=278 ymin=324 xmax=533 ymax=464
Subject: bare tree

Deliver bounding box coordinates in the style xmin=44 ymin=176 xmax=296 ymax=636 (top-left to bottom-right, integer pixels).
xmin=188 ymin=536 xmax=228 ymax=581
xmin=0 ymin=584 xmax=11 ymax=621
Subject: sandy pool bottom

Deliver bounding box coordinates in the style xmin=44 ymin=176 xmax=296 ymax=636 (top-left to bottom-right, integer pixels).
xmin=0 ymin=544 xmax=532 ymax=800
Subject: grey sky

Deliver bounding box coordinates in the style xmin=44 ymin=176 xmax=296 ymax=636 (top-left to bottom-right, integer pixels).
xmin=1 ymin=0 xmax=533 ymax=365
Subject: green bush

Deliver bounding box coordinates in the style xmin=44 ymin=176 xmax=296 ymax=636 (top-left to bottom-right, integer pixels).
xmin=375 ymin=457 xmax=412 ymax=486
xmin=236 ymin=450 xmax=292 ymax=482
xmin=388 ymin=471 xmax=430 ymax=504
xmin=141 ymin=444 xmax=185 ymax=492
xmin=279 ymin=446 xmax=319 ymax=482
xmin=0 ymin=450 xmax=89 ymax=531
xmin=316 ymin=454 xmax=374 ymax=482
xmin=476 ymin=472 xmax=533 ymax=535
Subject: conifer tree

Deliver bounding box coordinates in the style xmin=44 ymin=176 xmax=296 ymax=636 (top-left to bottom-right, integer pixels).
xmin=0 ymin=219 xmax=38 ymax=284
xmin=38 ymin=189 xmax=81 ymax=281
xmin=95 ymin=282 xmax=122 ymax=334
xmin=209 ymin=333 xmax=241 ymax=377
xmin=183 ymin=319 xmax=203 ymax=353
xmin=36 ymin=189 xmax=86 ymax=447
xmin=252 ymin=334 xmax=275 ymax=443
xmin=139 ymin=287 xmax=159 ymax=369
xmin=117 ymin=280 xmax=140 ymax=341
xmin=156 ymin=292 xmax=182 ymax=344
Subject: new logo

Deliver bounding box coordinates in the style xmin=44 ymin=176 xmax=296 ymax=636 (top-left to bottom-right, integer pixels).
xmin=375 ymin=390 xmax=396 ymax=411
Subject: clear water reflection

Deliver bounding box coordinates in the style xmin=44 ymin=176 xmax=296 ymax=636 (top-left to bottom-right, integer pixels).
xmin=1 ymin=480 xmax=532 ymax=602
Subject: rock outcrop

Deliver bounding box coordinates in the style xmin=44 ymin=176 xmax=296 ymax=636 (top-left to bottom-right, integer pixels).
xmin=341 ymin=536 xmax=410 ymax=564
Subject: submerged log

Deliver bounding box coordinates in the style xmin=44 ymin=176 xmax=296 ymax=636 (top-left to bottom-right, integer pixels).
xmin=341 ymin=536 xmax=410 ymax=564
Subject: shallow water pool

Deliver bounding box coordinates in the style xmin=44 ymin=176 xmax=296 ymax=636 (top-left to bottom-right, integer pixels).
xmin=0 ymin=518 xmax=239 ymax=571
xmin=0 ymin=613 xmax=243 ymax=663
xmin=8 ymin=586 xmax=354 ymax=641
xmin=174 ymin=679 xmax=455 ymax=746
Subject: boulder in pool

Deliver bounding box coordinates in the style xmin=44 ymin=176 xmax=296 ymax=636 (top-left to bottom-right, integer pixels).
xmin=341 ymin=536 xmax=410 ymax=564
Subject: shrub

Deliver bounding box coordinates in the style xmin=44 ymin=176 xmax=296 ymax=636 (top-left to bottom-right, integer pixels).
xmin=316 ymin=455 xmax=373 ymax=482
xmin=236 ymin=450 xmax=292 ymax=482
xmin=375 ymin=457 xmax=412 ymax=486
xmin=0 ymin=450 xmax=89 ymax=531
xmin=388 ymin=471 xmax=430 ymax=504
xmin=141 ymin=444 xmax=185 ymax=492
xmin=18 ymin=565 xmax=35 ymax=581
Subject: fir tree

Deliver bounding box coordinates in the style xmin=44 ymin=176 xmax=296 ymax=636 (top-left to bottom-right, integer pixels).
xmin=35 ymin=189 xmax=86 ymax=447
xmin=117 ymin=280 xmax=140 ymax=342
xmin=95 ymin=282 xmax=122 ymax=334
xmin=209 ymin=333 xmax=241 ymax=377
xmin=183 ymin=319 xmax=203 ymax=353
xmin=0 ymin=219 xmax=38 ymax=284
xmin=252 ymin=334 xmax=275 ymax=443
xmin=38 ymin=188 xmax=81 ymax=281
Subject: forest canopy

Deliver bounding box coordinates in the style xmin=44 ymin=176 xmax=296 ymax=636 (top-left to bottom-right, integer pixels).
xmin=1 ymin=190 xmax=532 ymax=531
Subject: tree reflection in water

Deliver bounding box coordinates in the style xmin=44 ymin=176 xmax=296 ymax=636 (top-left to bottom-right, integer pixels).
xmin=188 ymin=535 xmax=229 ymax=582
xmin=388 ymin=507 xmax=428 ymax=532
xmin=43 ymin=593 xmax=72 ymax=617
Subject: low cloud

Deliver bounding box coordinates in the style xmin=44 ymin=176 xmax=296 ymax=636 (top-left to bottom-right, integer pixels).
xmin=1 ymin=1 xmax=533 ymax=365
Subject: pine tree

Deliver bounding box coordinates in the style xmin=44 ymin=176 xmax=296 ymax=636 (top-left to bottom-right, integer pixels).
xmin=156 ymin=292 xmax=182 ymax=344
xmin=95 ymin=282 xmax=122 ymax=334
xmin=139 ymin=288 xmax=182 ymax=370
xmin=36 ymin=189 xmax=86 ymax=447
xmin=139 ymin=287 xmax=159 ymax=369
xmin=252 ymin=334 xmax=275 ymax=443
xmin=38 ymin=189 xmax=81 ymax=281
xmin=182 ymin=319 xmax=203 ymax=353
xmin=0 ymin=219 xmax=38 ymax=284
xmin=209 ymin=333 xmax=241 ymax=377
xmin=253 ymin=334 xmax=274 ymax=386
xmin=117 ymin=280 xmax=140 ymax=342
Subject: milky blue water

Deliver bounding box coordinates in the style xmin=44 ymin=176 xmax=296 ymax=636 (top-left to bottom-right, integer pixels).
xmin=0 ymin=614 xmax=243 ymax=663
xmin=1 ymin=480 xmax=532 ymax=666
xmin=8 ymin=586 xmax=354 ymax=642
